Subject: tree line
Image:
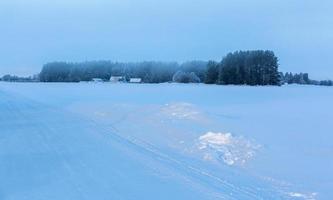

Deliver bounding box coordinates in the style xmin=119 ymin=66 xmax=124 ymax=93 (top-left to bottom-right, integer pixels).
xmin=39 ymin=61 xmax=207 ymax=83
xmin=0 ymin=74 xmax=39 ymax=82
xmin=38 ymin=50 xmax=281 ymax=85
xmin=280 ymin=72 xmax=333 ymax=86
xmin=2 ymin=50 xmax=331 ymax=86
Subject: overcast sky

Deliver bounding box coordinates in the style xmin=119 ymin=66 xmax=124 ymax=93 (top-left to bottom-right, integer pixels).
xmin=0 ymin=0 xmax=332 ymax=79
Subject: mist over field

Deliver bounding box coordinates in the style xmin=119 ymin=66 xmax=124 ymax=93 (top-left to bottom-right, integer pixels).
xmin=1 ymin=0 xmax=333 ymax=78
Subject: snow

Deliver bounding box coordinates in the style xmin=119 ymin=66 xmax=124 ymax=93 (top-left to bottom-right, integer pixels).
xmin=0 ymin=82 xmax=332 ymax=199
xmin=198 ymin=132 xmax=259 ymax=166
xmin=199 ymin=132 xmax=233 ymax=146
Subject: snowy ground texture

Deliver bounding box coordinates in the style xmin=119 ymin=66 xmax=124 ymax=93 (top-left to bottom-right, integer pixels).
xmin=0 ymin=82 xmax=332 ymax=200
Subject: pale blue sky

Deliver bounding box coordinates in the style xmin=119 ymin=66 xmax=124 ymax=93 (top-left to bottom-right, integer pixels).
xmin=0 ymin=0 xmax=332 ymax=79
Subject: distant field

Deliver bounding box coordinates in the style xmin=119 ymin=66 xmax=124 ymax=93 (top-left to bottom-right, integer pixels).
xmin=1 ymin=82 xmax=332 ymax=200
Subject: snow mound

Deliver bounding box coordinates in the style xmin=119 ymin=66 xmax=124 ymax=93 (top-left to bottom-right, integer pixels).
xmin=198 ymin=132 xmax=260 ymax=166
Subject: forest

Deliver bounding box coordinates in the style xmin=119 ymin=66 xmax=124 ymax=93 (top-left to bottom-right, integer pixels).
xmin=39 ymin=60 xmax=207 ymax=83
xmin=38 ymin=50 xmax=281 ymax=85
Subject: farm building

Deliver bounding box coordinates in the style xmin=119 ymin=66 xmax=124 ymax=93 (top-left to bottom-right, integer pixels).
xmin=110 ymin=76 xmax=125 ymax=83
xmin=129 ymin=78 xmax=142 ymax=83
xmin=91 ymin=78 xmax=103 ymax=82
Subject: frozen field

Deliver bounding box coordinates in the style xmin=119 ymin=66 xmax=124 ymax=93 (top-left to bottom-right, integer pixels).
xmin=0 ymin=82 xmax=332 ymax=200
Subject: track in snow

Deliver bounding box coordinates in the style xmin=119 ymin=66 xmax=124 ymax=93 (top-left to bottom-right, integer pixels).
xmin=0 ymin=86 xmax=321 ymax=200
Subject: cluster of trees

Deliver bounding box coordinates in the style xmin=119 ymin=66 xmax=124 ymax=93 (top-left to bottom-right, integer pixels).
xmin=172 ymin=71 xmax=201 ymax=83
xmin=205 ymin=50 xmax=280 ymax=85
xmin=39 ymin=61 xmax=207 ymax=83
xmin=280 ymin=72 xmax=333 ymax=86
xmin=281 ymin=72 xmax=310 ymax=84
xmin=1 ymin=74 xmax=39 ymax=82
xmin=318 ymin=80 xmax=333 ymax=86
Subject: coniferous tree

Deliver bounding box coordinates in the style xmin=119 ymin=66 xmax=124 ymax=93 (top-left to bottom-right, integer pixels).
xmin=205 ymin=61 xmax=218 ymax=84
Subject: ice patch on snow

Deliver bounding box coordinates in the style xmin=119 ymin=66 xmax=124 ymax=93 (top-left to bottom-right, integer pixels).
xmin=288 ymin=192 xmax=317 ymax=200
xmin=161 ymin=102 xmax=202 ymax=120
xmin=198 ymin=132 xmax=260 ymax=166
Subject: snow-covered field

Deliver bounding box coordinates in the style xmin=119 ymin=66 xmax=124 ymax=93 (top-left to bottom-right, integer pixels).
xmin=0 ymin=82 xmax=332 ymax=200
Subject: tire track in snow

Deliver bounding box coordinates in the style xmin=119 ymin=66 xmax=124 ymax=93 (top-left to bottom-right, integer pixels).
xmin=0 ymin=92 xmax=91 ymax=200
xmin=83 ymin=111 xmax=283 ymax=200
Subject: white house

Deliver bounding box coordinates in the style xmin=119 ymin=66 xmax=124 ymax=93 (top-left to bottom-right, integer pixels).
xmin=129 ymin=78 xmax=142 ymax=83
xmin=91 ymin=78 xmax=103 ymax=82
xmin=110 ymin=76 xmax=125 ymax=83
